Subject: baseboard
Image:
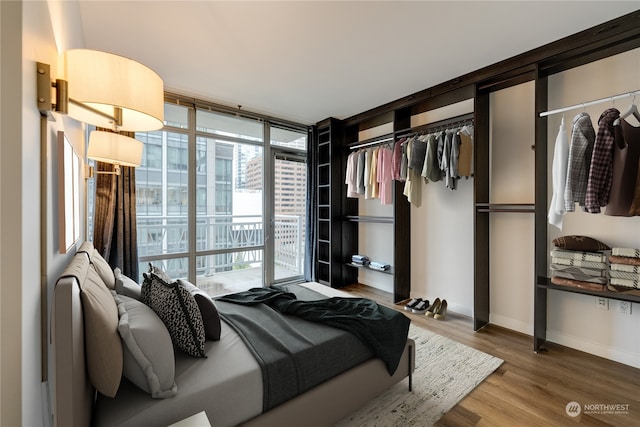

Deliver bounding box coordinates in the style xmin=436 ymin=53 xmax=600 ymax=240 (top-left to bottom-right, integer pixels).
xmin=547 ymin=330 xmax=640 ymax=369
xmin=489 ymin=313 xmax=533 ymax=336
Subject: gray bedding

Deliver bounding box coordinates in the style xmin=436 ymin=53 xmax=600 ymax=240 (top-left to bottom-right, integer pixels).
xmin=92 ymin=283 xmax=391 ymax=427
xmin=216 ymin=287 xmax=375 ymax=410
xmin=94 ymin=321 xmax=264 ymax=427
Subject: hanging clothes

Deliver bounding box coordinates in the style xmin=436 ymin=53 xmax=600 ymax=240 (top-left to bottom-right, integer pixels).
xmin=447 ymin=129 xmax=461 ymax=190
xmin=548 ymin=117 xmax=569 ymax=229
xmin=391 ymin=138 xmax=405 ymax=181
xmin=356 ymin=150 xmax=366 ymax=195
xmin=585 ymin=108 xmax=620 ymax=213
xmin=345 ymin=150 xmax=359 ymax=198
xmin=403 ymin=137 xmax=423 ymax=207
xmin=606 ymin=118 xmax=640 ymax=216
xmin=378 ymin=146 xmax=393 ymax=205
xmin=399 ymin=139 xmax=409 ymax=181
xmin=364 ymin=149 xmax=373 ymax=199
xmin=458 ymin=125 xmax=474 ymax=178
xmin=421 ymin=133 xmax=442 ymax=182
xmin=408 ymin=135 xmax=427 ymax=172
xmin=564 ymin=112 xmax=595 ymax=212
xmin=370 ymin=147 xmax=380 ymax=199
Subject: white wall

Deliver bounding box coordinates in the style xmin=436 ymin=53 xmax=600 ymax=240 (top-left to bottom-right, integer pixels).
xmin=544 ymin=48 xmax=640 ymax=367
xmin=1 ymin=2 xmax=23 ymax=426
xmin=409 ymin=99 xmax=475 ymax=316
xmin=0 ymin=1 xmax=87 ymax=426
xmin=488 ymin=82 xmax=536 ymax=334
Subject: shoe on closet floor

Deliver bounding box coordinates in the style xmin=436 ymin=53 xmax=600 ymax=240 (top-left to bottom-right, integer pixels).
xmin=434 ymin=299 xmax=448 ymax=320
xmin=404 ymin=298 xmax=422 ymax=311
xmin=426 ymin=298 xmax=441 ymax=317
xmin=411 ymin=299 xmax=430 ymax=314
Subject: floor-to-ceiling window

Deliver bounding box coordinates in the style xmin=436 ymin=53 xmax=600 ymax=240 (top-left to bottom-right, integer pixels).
xmin=131 ymin=97 xmax=308 ymax=296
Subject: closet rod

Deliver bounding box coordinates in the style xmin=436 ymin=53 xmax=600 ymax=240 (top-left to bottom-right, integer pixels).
xmin=394 ymin=112 xmax=474 ymax=139
xmin=539 ymin=89 xmax=640 ymax=117
xmin=349 ymin=136 xmax=394 ymax=150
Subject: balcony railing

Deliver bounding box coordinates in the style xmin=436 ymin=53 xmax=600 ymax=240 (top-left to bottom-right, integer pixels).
xmin=137 ymin=214 xmax=304 ymax=283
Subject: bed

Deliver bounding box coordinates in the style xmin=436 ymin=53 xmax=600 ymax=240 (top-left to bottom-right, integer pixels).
xmin=51 ymin=243 xmax=414 ymax=426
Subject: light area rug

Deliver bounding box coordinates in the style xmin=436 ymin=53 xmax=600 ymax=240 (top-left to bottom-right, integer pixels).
xmin=335 ymin=323 xmax=504 ymax=427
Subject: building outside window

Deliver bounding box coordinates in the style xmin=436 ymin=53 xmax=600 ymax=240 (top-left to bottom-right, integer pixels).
xmin=129 ymin=99 xmax=308 ymax=296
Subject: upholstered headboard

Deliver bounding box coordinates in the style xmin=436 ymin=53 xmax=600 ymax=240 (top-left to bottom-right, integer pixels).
xmin=51 ymin=244 xmax=95 ymax=427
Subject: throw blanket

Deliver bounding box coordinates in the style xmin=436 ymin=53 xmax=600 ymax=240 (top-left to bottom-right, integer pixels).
xmin=216 ymin=285 xmax=410 ymax=411
xmin=218 ymin=285 xmax=410 ymax=374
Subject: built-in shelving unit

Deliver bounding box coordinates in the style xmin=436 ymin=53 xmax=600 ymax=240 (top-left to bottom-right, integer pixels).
xmin=313 ymin=11 xmax=640 ymax=347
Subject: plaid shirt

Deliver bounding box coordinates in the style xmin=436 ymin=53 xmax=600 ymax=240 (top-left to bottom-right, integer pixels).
xmin=564 ymin=113 xmax=595 ymax=212
xmin=585 ymin=108 xmax=620 ymax=213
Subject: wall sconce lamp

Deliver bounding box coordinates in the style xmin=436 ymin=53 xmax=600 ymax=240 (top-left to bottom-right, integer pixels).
xmin=37 ymin=49 xmax=164 ymax=132
xmin=85 ymin=130 xmax=143 ymax=177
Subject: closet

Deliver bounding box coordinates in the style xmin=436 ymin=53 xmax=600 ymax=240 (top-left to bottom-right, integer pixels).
xmin=314 ymin=11 xmax=640 ymax=361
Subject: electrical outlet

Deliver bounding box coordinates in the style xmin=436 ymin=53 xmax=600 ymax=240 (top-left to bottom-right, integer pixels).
xmin=596 ymin=297 xmax=609 ymax=310
xmin=616 ymin=301 xmax=632 ymax=315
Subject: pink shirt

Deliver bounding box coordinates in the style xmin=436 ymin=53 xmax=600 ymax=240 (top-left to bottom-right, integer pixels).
xmin=378 ymin=146 xmax=393 ymax=205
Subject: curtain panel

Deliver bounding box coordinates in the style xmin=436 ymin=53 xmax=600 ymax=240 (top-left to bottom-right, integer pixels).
xmin=92 ymin=128 xmax=139 ymax=280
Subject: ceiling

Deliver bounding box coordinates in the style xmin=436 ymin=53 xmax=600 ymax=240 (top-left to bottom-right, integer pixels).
xmin=77 ymin=1 xmax=639 ymax=126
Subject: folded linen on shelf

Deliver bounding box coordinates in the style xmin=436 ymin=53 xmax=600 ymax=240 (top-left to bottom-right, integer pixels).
xmin=368 ymin=261 xmax=390 ymax=271
xmin=551 ymin=257 xmax=607 ymax=269
xmin=610 ymin=277 xmax=639 ymax=289
xmin=550 ymin=264 xmax=607 ymax=277
xmin=609 ymin=270 xmax=640 ymax=281
xmin=351 ymin=255 xmax=370 ymax=266
xmin=551 ymin=264 xmax=609 ymax=285
xmin=607 ymin=283 xmax=640 ymax=296
xmin=551 ymin=271 xmax=608 ymax=284
xmin=612 ymin=248 xmax=640 ymax=259
xmin=610 ymin=262 xmax=640 ymax=273
xmin=550 ymin=248 xmax=609 ymax=263
xmin=609 ymin=255 xmax=640 ymax=266
xmin=550 ymin=276 xmax=606 ymax=292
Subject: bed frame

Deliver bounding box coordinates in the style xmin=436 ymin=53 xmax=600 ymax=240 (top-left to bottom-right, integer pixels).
xmin=51 ymin=255 xmax=415 ymax=426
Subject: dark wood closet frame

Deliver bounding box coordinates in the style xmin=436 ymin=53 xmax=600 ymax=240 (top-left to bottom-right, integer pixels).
xmin=314 ymin=11 xmax=640 ymax=332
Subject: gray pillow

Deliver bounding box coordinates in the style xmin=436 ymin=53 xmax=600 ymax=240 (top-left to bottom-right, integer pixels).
xmin=114 ymin=293 xmax=177 ymax=398
xmin=114 ymin=267 xmax=142 ymax=301
xmin=91 ymin=250 xmax=116 ymax=290
xmin=142 ymin=272 xmax=206 ymax=358
xmin=178 ymin=279 xmax=221 ymax=341
xmin=80 ymin=267 xmax=123 ymax=397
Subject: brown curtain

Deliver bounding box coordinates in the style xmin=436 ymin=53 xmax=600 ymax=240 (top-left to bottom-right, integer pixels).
xmin=93 ymin=129 xmax=139 ymax=280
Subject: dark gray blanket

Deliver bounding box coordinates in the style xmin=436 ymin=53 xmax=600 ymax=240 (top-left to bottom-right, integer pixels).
xmin=216 ymin=285 xmax=410 ymax=410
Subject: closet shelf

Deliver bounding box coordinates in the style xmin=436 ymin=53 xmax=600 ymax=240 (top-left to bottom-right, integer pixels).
xmin=536 ymin=277 xmax=640 ymax=304
xmin=346 ymin=262 xmax=394 ymax=275
xmin=344 ymin=215 xmax=393 ymax=224
xmin=475 ymin=203 xmax=535 ymax=213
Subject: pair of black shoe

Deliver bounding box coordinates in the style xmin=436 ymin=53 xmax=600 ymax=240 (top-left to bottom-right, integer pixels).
xmin=404 ymin=298 xmax=430 ymax=314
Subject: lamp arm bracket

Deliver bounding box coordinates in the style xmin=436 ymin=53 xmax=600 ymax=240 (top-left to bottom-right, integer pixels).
xmin=68 ymin=99 xmax=123 ymax=129
xmin=85 ymin=164 xmax=121 ymax=179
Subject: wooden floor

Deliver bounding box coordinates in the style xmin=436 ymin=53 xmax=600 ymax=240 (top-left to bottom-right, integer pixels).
xmin=340 ymin=283 xmax=640 ymax=427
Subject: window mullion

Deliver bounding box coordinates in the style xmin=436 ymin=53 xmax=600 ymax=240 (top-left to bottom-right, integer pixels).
xmin=188 ymin=105 xmax=197 ymax=284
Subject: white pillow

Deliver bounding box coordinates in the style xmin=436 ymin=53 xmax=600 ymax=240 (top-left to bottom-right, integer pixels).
xmin=114 ymin=293 xmax=177 ymax=398
xmin=114 ymin=267 xmax=142 ymax=301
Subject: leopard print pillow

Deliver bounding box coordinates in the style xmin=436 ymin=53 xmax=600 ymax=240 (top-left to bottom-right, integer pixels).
xmin=141 ymin=272 xmax=206 ymax=358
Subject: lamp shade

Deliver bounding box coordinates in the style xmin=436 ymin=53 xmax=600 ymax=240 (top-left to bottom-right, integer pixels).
xmin=87 ymin=131 xmax=143 ymax=167
xmin=65 ymin=49 xmax=164 ymax=132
